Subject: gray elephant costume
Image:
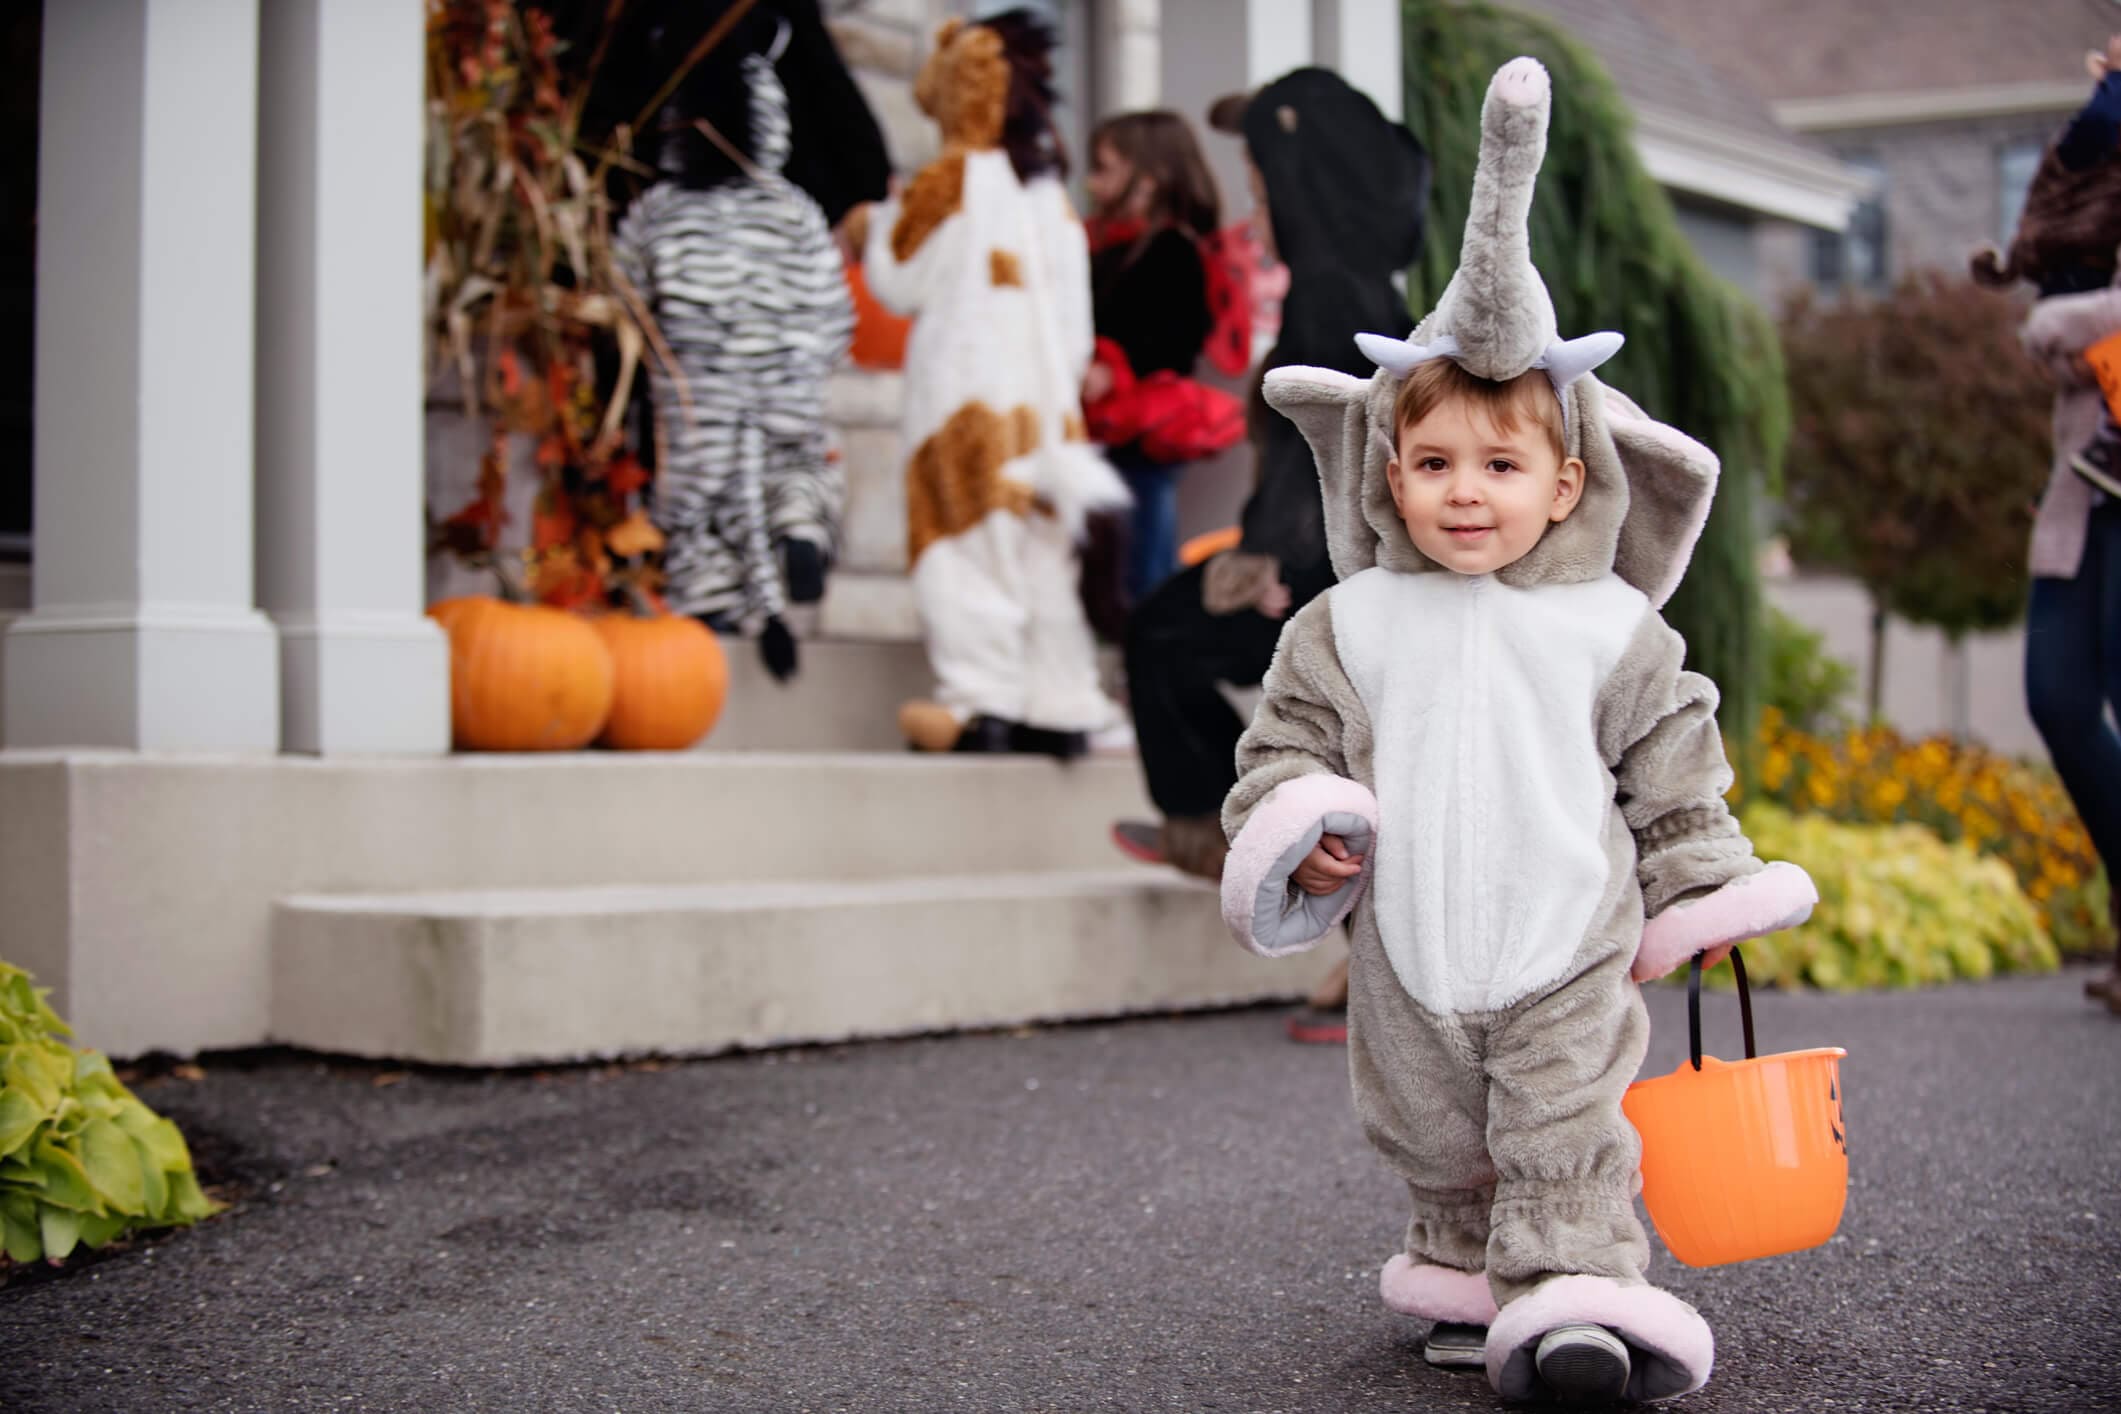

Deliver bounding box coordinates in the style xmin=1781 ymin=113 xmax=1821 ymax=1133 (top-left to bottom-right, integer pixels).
xmin=1217 ymin=59 xmax=1818 ymax=1403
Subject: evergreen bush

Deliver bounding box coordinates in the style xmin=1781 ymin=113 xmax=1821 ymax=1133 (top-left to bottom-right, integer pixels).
xmin=1761 ymin=606 xmax=1856 ymax=735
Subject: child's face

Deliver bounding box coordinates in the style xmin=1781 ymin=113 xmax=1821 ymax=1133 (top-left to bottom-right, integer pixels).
xmin=1087 ymin=141 xmax=1146 ymax=219
xmin=1385 ymin=393 xmax=1584 ymax=576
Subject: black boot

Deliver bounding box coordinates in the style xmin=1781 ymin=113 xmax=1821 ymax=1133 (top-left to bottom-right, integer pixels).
xmin=1008 ymin=722 xmax=1089 ymax=760
xmin=778 ymin=537 xmax=828 ymax=604
xmin=951 ymin=715 xmax=1019 ymax=753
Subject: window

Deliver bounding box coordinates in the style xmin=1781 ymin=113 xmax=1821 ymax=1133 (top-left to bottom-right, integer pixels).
xmin=1811 ymin=153 xmax=1887 ymax=293
xmin=1998 ymin=137 xmax=2042 ymax=243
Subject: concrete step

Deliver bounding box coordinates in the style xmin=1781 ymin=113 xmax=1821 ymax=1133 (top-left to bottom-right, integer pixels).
xmin=405 ymin=752 xmax=1161 ymax=883
xmin=827 ymin=369 xmax=908 ymax=579
xmin=271 ymin=870 xmax=1332 ymax=1065
xmin=705 ymin=633 xmax=930 ymax=750
xmin=703 ymin=631 xmax=1128 ymax=751
xmin=3 ymin=749 xmax=1182 ymax=1059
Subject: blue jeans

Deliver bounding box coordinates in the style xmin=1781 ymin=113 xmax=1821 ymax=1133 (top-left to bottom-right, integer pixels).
xmin=1110 ymin=442 xmax=1181 ymax=603
xmin=2025 ymin=499 xmax=2121 ymax=890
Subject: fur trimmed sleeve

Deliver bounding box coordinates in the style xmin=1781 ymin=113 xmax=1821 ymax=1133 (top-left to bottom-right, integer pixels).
xmin=863 ymin=155 xmax=965 ymax=316
xmin=1600 ymin=608 xmax=1816 ymax=981
xmin=1219 ymin=594 xmax=1379 ymax=957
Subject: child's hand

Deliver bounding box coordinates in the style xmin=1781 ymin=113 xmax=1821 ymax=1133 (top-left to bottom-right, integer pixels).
xmin=837 ymin=203 xmax=872 ymax=255
xmin=1699 ymin=943 xmax=1735 ymax=971
xmin=1293 ymin=833 xmax=1364 ymax=895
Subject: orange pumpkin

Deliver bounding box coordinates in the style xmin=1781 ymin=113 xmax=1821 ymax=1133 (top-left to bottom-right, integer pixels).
xmin=427 ymin=595 xmax=616 ymax=750
xmin=593 ymin=613 xmax=729 ymax=750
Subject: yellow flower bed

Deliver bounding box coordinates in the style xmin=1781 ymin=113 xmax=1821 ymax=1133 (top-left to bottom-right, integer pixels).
xmin=1726 ymin=804 xmax=2058 ymax=989
xmin=1735 ymin=709 xmax=2111 ymax=957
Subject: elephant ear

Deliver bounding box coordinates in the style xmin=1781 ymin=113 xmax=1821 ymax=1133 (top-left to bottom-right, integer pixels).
xmin=1262 ymin=366 xmax=1389 ymax=579
xmin=1598 ymin=384 xmax=1718 ymax=608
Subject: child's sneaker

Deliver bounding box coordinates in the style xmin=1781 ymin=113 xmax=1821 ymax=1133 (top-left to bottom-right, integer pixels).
xmin=1110 ymin=819 xmax=1166 ymax=864
xmin=1283 ymin=1006 xmax=1348 ymax=1045
xmin=2069 ymin=424 xmax=2121 ymax=499
xmin=1534 ymin=1324 xmax=1630 ymax=1404
xmin=1421 ymin=1321 xmax=1487 ymax=1369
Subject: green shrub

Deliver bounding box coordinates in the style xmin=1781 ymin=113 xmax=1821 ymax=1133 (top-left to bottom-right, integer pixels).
xmin=1 ymin=963 xmax=218 ymax=1266
xmin=1761 ymin=606 xmax=1855 ymax=736
xmin=1741 ymin=713 xmax=2112 ymax=958
xmin=1719 ymin=804 xmax=2059 ymax=989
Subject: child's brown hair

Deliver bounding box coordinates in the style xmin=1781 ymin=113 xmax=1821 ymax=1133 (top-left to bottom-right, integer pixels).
xmin=1089 ymin=110 xmax=1221 ymax=235
xmin=1391 ymin=358 xmax=1564 ymax=459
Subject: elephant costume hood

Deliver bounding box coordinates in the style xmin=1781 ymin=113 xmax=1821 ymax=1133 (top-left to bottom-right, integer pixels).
xmin=1262 ymin=57 xmax=1718 ymax=609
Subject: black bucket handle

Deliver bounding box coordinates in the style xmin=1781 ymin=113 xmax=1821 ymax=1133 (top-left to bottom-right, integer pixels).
xmin=1687 ymin=949 xmax=1756 ymax=1072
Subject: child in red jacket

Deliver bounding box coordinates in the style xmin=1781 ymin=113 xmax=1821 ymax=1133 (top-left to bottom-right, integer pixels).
xmin=1082 ymin=111 xmax=1242 ymax=611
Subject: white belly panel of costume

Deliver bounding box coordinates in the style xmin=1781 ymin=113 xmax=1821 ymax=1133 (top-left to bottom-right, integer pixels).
xmin=1332 ymin=568 xmax=1646 ymax=1013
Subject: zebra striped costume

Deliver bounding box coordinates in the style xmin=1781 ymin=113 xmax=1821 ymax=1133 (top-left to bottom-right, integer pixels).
xmin=614 ymin=52 xmax=854 ymax=639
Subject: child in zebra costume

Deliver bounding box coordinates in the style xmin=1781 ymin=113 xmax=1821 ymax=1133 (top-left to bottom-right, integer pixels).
xmin=614 ymin=33 xmax=853 ymax=679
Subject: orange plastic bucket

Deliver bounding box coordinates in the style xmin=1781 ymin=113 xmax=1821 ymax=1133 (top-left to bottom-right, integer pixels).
xmin=1622 ymin=951 xmax=1848 ymax=1267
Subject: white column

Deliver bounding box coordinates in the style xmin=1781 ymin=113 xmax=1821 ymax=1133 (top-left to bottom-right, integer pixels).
xmin=1245 ymin=0 xmax=1313 ymax=87
xmin=4 ymin=0 xmax=280 ymax=752
xmin=1312 ymin=0 xmax=1403 ymax=122
xmin=255 ymin=0 xmax=447 ymax=754
xmin=1096 ymin=0 xmax=1161 ymax=113
xmin=1161 ymin=0 xmax=1313 ymax=225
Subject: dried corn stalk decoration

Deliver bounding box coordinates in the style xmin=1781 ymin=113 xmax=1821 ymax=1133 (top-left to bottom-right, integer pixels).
xmin=425 ymin=0 xmax=691 ymax=609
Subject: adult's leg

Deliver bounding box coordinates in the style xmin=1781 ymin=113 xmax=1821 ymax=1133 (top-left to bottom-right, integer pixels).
xmin=2093 ymin=503 xmax=2121 ymax=831
xmin=2026 ymin=508 xmax=2121 ymax=886
xmin=1480 ymin=948 xmax=1712 ymax=1401
xmin=2087 ymin=504 xmax=2121 ymax=965
xmin=1123 ymin=564 xmax=1286 ymax=820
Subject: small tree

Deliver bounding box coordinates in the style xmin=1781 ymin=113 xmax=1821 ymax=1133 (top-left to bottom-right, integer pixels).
xmin=1779 ymin=273 xmax=2052 ymax=729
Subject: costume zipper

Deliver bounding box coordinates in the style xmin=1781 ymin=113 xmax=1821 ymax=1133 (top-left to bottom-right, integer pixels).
xmin=1450 ymin=576 xmax=1487 ymax=1000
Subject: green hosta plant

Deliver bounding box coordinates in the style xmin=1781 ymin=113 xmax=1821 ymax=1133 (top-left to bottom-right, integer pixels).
xmin=1 ymin=963 xmax=218 ymax=1266
xmin=1717 ymin=805 xmax=2059 ymax=990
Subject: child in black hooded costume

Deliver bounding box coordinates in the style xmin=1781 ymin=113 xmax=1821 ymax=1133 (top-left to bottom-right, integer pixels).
xmin=1116 ymin=69 xmax=1427 ymax=883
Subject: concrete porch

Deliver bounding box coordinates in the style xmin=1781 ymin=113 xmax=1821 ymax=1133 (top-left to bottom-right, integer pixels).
xmin=0 ymin=750 xmax=1333 ymax=1063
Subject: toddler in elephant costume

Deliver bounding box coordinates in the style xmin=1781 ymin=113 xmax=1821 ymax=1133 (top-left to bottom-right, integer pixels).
xmin=1218 ymin=58 xmax=1819 ymax=1405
